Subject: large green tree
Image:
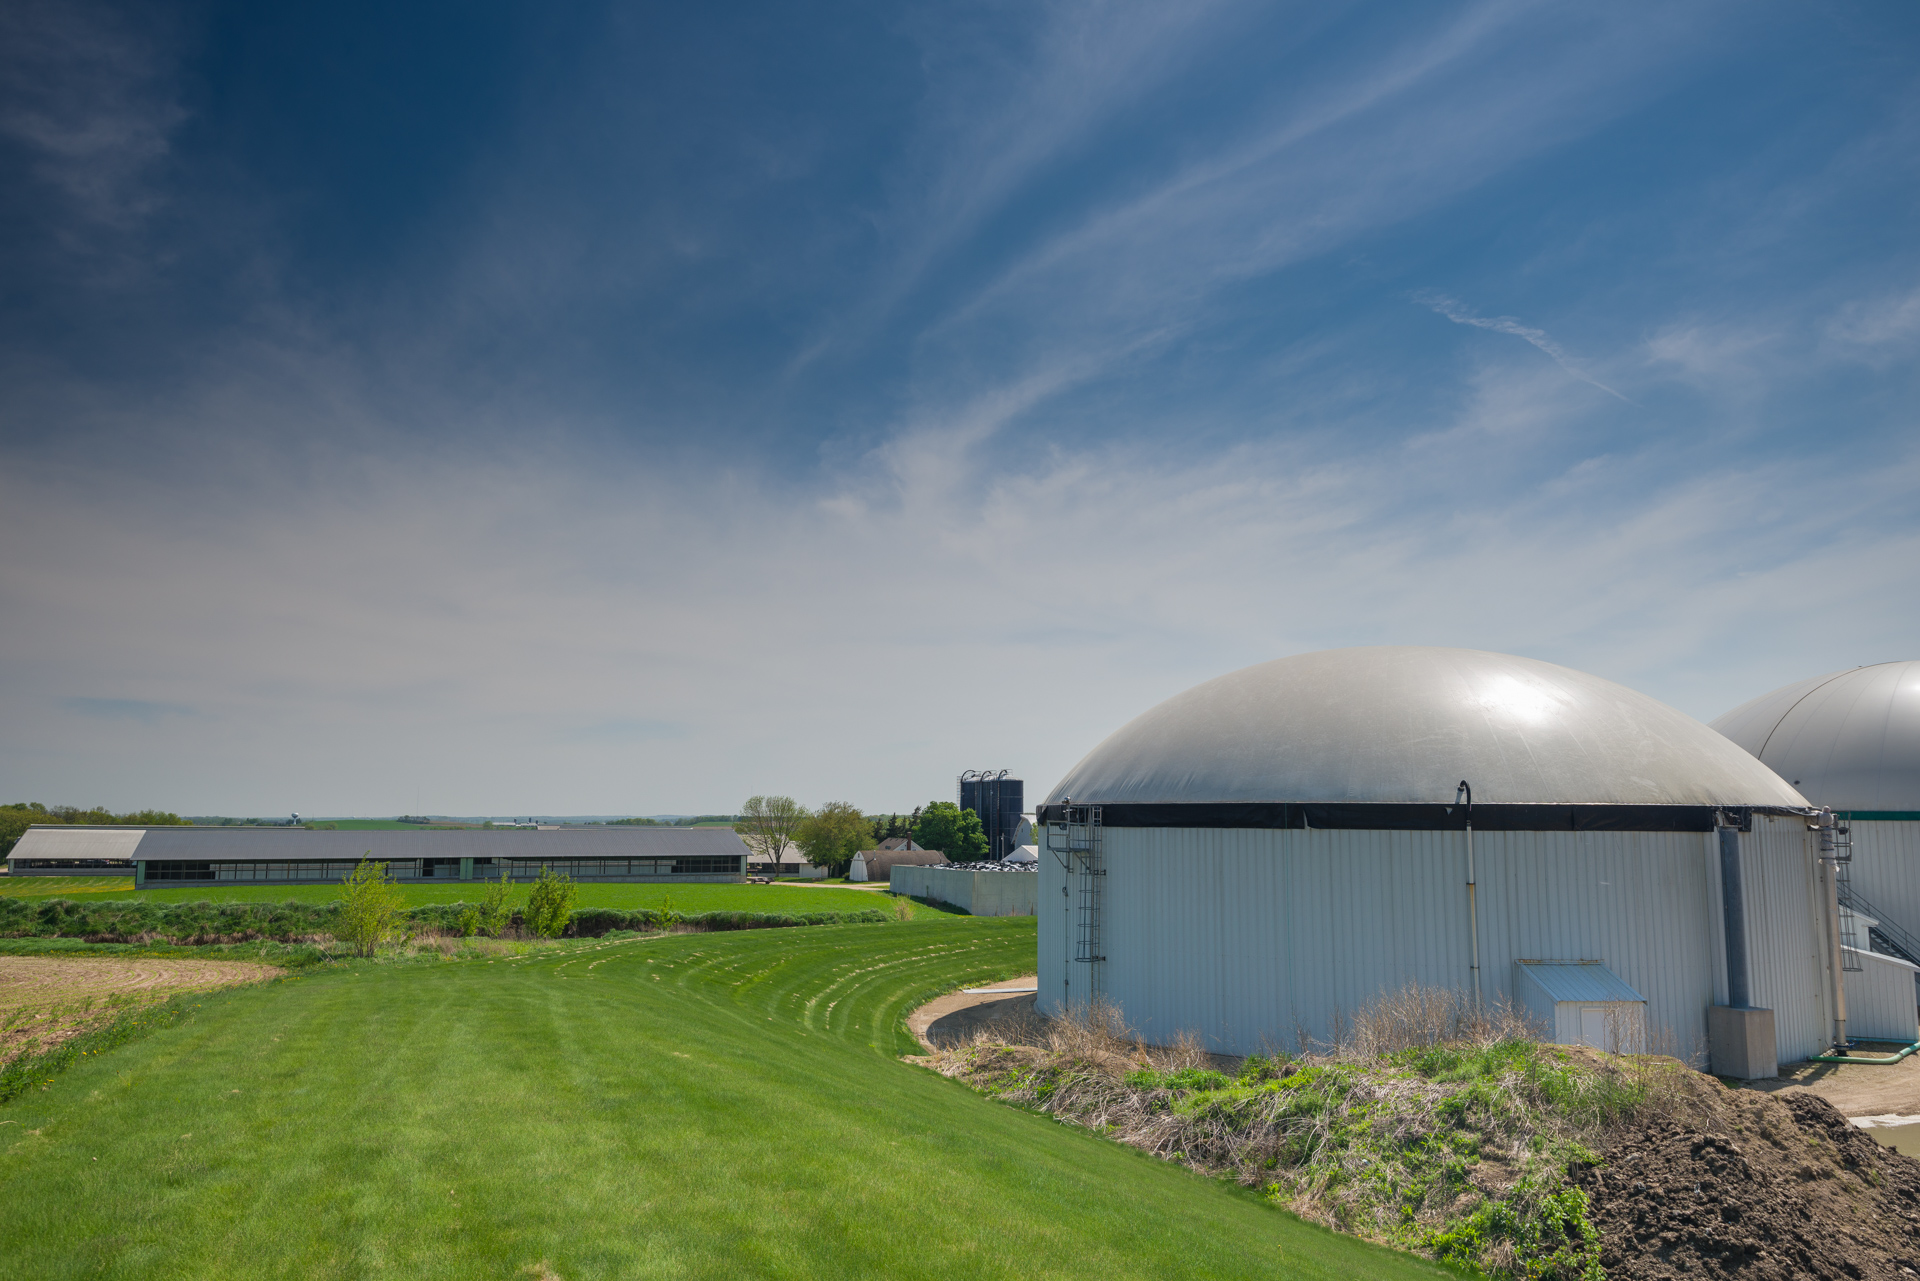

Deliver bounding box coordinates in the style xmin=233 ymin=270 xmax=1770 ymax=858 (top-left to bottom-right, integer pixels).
xmin=911 ymin=801 xmax=989 ymax=863
xmin=735 ymin=796 xmax=810 ymax=874
xmin=795 ymin=802 xmax=871 ymax=876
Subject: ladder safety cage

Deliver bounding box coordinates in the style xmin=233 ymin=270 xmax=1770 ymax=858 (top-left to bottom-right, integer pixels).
xmin=1046 ymin=806 xmax=1106 ymax=1000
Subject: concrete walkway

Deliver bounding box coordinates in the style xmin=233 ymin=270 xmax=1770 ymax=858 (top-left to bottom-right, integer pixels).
xmin=907 ymin=975 xmax=1039 ymax=1052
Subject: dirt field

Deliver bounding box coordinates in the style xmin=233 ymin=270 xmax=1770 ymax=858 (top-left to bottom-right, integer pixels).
xmin=0 ymin=955 xmax=281 ymax=1066
xmin=0 ymin=956 xmax=281 ymax=1012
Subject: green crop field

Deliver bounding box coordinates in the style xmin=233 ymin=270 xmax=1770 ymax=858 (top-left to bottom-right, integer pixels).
xmin=0 ymin=876 xmax=137 ymax=897
xmin=312 ymin=820 xmax=477 ymax=830
xmin=0 ymin=878 xmax=925 ymax=916
xmin=0 ymin=919 xmax=1445 ymax=1280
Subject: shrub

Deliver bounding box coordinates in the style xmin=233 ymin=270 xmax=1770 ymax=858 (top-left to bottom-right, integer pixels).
xmin=0 ymin=899 xmax=891 ymax=943
xmin=477 ymin=869 xmax=516 ymax=938
xmin=335 ymin=858 xmax=407 ymax=957
xmin=523 ymin=865 xmax=577 ymax=939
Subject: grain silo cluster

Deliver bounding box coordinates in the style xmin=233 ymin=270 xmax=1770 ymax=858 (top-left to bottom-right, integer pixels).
xmin=1036 ymin=647 xmax=1920 ymax=1075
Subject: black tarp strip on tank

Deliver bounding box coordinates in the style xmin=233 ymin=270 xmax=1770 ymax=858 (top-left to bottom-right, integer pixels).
xmin=1035 ymin=802 xmax=1723 ymax=832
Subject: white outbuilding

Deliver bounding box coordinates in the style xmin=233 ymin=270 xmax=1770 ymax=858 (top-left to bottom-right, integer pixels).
xmin=1037 ymin=646 xmax=1894 ymax=1072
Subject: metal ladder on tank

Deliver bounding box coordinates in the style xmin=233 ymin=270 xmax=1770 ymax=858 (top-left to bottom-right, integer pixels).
xmin=1824 ymin=819 xmax=1863 ymax=973
xmin=1047 ymin=805 xmax=1105 ymax=1007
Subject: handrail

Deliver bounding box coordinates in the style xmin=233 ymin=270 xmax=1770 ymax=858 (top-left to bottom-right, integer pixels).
xmin=1838 ymin=884 xmax=1920 ymax=967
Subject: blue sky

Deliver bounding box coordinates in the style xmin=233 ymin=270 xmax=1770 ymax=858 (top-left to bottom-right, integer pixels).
xmin=2 ymin=0 xmax=1916 ymax=815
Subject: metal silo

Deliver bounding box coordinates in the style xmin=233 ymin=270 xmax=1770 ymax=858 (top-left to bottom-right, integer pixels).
xmin=1037 ymin=646 xmax=1873 ymax=1072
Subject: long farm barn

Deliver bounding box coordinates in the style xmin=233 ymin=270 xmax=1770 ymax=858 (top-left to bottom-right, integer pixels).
xmin=5 ymin=825 xmax=749 ymax=886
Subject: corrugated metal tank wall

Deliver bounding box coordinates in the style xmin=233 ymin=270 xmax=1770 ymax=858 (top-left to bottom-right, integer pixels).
xmin=1841 ymin=949 xmax=1920 ymax=1043
xmin=1038 ymin=843 xmax=1070 ymax=1013
xmin=1737 ymin=813 xmax=1835 ymax=1063
xmin=1848 ymin=820 xmax=1920 ymax=940
xmin=1038 ymin=821 xmax=1834 ymax=1065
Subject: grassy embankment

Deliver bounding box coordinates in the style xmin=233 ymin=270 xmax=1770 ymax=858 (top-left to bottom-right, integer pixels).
xmin=0 ymin=919 xmax=1448 ymax=1281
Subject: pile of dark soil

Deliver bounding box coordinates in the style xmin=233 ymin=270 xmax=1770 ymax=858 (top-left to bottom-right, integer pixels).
xmin=1581 ymin=1090 xmax=1920 ymax=1279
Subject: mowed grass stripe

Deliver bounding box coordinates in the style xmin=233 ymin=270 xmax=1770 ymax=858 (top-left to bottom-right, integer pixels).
xmin=0 ymin=921 xmax=1448 ymax=1280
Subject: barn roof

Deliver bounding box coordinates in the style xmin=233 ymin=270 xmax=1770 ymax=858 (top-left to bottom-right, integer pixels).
xmin=11 ymin=825 xmax=747 ymax=862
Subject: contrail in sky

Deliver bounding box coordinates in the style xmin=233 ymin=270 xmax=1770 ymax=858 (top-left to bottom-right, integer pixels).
xmin=1418 ymin=293 xmax=1637 ymax=405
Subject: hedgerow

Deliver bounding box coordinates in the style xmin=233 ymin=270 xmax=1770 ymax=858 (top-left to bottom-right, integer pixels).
xmin=0 ymin=897 xmax=889 ymax=944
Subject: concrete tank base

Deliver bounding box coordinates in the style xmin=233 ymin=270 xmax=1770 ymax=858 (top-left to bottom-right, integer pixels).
xmin=1710 ymin=1005 xmax=1779 ymax=1080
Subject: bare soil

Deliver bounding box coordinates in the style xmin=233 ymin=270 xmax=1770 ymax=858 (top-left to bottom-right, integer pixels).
xmin=1582 ymin=1085 xmax=1920 ymax=1279
xmin=1750 ymin=1052 xmax=1920 ymax=1120
xmin=0 ymin=955 xmax=281 ymax=1065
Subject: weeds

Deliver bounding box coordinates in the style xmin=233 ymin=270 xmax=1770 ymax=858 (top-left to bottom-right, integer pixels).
xmin=928 ymin=983 xmax=1695 ymax=1281
xmin=0 ymin=897 xmax=891 ymax=946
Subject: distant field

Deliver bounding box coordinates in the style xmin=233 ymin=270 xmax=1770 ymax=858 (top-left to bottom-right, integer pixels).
xmin=0 ymin=877 xmax=136 ymax=897
xmin=0 ymin=878 xmax=953 ymax=918
xmin=0 ymin=918 xmax=1444 ymax=1280
xmin=310 ymin=820 xmax=475 ymax=831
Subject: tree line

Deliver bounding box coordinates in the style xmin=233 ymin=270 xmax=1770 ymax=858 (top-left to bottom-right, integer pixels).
xmin=733 ymin=796 xmax=990 ymax=875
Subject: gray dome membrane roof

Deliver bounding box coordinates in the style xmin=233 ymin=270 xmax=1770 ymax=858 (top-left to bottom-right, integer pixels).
xmin=1046 ymin=647 xmax=1808 ymax=815
xmin=1711 ymin=661 xmax=1920 ymax=813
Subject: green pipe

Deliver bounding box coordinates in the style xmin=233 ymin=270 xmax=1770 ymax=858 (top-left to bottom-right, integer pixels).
xmin=1811 ymin=1039 xmax=1920 ymax=1065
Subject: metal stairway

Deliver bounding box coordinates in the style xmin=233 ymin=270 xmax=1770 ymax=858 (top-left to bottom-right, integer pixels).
xmin=1838 ymin=883 xmax=1920 ymax=968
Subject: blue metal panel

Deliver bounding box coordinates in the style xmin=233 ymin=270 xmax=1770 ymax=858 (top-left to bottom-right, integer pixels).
xmin=1515 ymin=962 xmax=1646 ymax=1004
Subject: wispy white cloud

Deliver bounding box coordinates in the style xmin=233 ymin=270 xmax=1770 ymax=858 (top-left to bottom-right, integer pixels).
xmin=1420 ymin=293 xmax=1636 ymax=405
xmin=5 ymin=346 xmax=1912 ymax=812
xmin=0 ymin=0 xmax=186 ymax=231
xmin=1826 ymin=285 xmax=1920 ymax=359
xmin=0 ymin=0 xmax=1913 ymax=819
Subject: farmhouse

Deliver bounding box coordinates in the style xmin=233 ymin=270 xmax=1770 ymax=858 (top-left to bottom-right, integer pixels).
xmin=1035 ymin=646 xmax=1917 ymax=1073
xmin=6 ymin=825 xmax=749 ymax=885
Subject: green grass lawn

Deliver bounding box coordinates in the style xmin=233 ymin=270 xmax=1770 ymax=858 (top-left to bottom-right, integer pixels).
xmin=0 ymin=877 xmax=947 ymax=917
xmin=0 ymin=920 xmax=1446 ymax=1280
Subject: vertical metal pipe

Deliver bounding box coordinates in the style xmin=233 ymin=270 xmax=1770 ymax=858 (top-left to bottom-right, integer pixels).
xmin=1818 ymin=813 xmax=1850 ymax=1049
xmin=1457 ymin=781 xmax=1480 ymax=1005
xmin=1718 ymin=825 xmax=1749 ymax=1009
xmin=1466 ymin=821 xmax=1481 ymax=1004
